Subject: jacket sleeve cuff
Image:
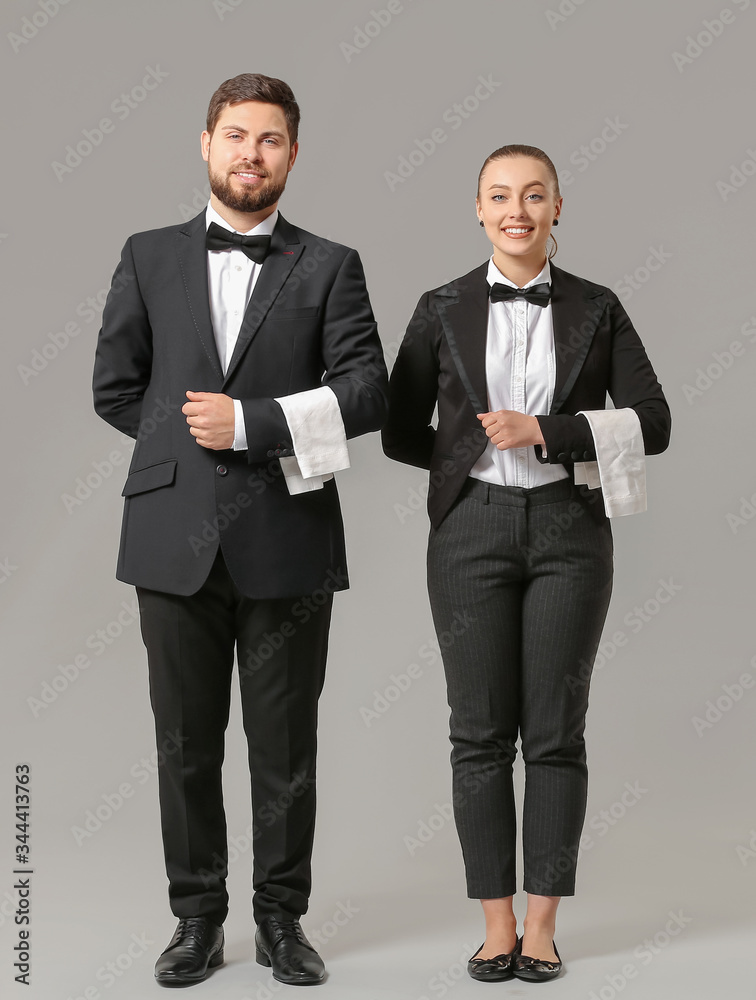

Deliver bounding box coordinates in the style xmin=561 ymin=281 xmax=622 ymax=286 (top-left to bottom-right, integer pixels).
xmin=240 ymin=397 xmax=293 ymax=463
xmin=534 ymin=413 xmax=595 ymax=464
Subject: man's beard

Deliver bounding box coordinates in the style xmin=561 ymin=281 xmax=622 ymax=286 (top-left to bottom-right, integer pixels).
xmin=208 ymin=164 xmax=286 ymax=215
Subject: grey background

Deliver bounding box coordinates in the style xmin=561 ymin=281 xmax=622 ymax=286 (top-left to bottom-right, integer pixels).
xmin=2 ymin=0 xmax=754 ymax=997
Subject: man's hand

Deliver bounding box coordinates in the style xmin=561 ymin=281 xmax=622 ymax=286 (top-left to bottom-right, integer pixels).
xmin=476 ymin=409 xmax=545 ymax=450
xmin=182 ymin=391 xmax=235 ymax=450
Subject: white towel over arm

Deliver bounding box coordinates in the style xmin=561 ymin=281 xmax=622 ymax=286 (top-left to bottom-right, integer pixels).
xmin=573 ymin=408 xmax=646 ymax=517
xmin=274 ymin=386 xmax=350 ymax=495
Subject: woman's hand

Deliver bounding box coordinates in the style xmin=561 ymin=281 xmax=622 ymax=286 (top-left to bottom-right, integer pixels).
xmin=476 ymin=410 xmax=545 ymax=450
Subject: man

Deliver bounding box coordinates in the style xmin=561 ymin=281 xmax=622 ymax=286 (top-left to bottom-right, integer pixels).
xmin=93 ymin=73 xmax=387 ymax=987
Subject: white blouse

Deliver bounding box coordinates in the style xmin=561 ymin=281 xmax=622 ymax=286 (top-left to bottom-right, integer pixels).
xmin=469 ymin=256 xmax=570 ymax=489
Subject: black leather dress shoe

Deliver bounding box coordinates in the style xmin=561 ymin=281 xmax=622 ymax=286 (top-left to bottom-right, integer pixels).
xmin=154 ymin=916 xmax=224 ymax=986
xmin=512 ymin=937 xmax=563 ymax=982
xmin=467 ymin=941 xmax=516 ymax=981
xmin=255 ymin=917 xmax=325 ymax=985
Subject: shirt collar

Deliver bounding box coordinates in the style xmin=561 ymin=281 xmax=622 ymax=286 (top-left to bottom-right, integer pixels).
xmin=486 ymin=256 xmax=551 ymax=289
xmin=205 ymin=201 xmax=279 ymax=237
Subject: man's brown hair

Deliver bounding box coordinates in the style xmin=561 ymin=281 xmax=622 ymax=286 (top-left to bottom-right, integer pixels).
xmin=206 ymin=73 xmax=300 ymax=144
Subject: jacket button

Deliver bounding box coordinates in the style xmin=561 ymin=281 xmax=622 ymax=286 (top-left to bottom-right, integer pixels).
xmin=570 ymin=451 xmax=581 ymax=460
xmin=216 ymin=464 xmax=228 ymax=476
xmin=266 ymin=450 xmax=275 ymax=458
xmin=557 ymin=452 xmax=568 ymax=461
xmin=583 ymin=451 xmax=592 ymax=460
xmin=274 ymin=449 xmax=282 ymax=456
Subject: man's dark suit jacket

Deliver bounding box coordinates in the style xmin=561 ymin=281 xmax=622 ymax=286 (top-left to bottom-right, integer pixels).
xmin=382 ymin=261 xmax=671 ymax=527
xmin=93 ymin=211 xmax=387 ymax=598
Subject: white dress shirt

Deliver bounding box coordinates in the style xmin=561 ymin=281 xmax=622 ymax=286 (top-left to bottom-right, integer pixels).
xmin=469 ymin=257 xmax=569 ymax=488
xmin=204 ymin=203 xmax=349 ymax=494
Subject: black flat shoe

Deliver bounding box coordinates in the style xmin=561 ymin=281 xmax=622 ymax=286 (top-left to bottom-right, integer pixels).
xmin=154 ymin=916 xmax=224 ymax=986
xmin=255 ymin=916 xmax=325 ymax=986
xmin=467 ymin=941 xmax=516 ymax=982
xmin=512 ymin=937 xmax=563 ymax=982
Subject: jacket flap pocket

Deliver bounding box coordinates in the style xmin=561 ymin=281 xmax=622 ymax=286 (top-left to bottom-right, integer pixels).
xmin=122 ymin=459 xmax=177 ymax=497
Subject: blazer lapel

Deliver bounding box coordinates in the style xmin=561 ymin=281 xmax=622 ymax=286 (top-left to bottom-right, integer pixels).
xmin=433 ymin=260 xmax=609 ymax=419
xmin=549 ymin=263 xmax=608 ymax=414
xmin=175 ymin=212 xmax=223 ymax=380
xmin=223 ymin=213 xmax=304 ymax=385
xmin=433 ymin=263 xmax=489 ymax=415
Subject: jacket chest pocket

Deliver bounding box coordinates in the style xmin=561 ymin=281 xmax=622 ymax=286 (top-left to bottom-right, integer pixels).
xmin=274 ymin=306 xmax=321 ymax=320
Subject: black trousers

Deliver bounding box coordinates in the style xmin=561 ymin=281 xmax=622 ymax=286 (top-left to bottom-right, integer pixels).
xmin=136 ymin=547 xmax=332 ymax=925
xmin=427 ymin=477 xmax=614 ymax=897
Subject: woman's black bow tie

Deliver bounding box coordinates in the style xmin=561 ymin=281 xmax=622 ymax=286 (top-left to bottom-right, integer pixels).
xmin=489 ymin=282 xmax=552 ymax=307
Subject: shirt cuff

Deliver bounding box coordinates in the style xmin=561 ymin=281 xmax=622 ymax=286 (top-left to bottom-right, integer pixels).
xmin=273 ymin=386 xmax=350 ymax=478
xmin=232 ymin=398 xmax=247 ymax=451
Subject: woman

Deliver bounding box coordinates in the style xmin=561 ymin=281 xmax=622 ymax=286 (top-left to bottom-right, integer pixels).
xmin=382 ymin=145 xmax=670 ymax=982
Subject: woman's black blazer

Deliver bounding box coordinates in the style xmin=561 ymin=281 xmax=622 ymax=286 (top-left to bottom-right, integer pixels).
xmin=382 ymin=261 xmax=671 ymax=528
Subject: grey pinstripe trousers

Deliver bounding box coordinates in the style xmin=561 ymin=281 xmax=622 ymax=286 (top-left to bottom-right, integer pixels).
xmin=427 ymin=476 xmax=614 ymax=897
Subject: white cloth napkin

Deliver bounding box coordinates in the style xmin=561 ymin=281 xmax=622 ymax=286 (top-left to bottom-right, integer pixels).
xmin=274 ymin=386 xmax=350 ymax=495
xmin=574 ymin=408 xmax=646 ymax=517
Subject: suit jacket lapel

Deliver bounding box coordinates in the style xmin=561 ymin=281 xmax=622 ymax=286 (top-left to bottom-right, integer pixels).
xmin=433 ymin=260 xmax=609 ymax=418
xmin=549 ymin=263 xmax=607 ymax=414
xmin=223 ymin=213 xmax=304 ymax=385
xmin=175 ymin=212 xmax=223 ymax=380
xmin=434 ymin=263 xmax=489 ymax=415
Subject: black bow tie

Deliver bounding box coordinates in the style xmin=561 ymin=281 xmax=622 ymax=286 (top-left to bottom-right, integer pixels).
xmin=206 ymin=221 xmax=271 ymax=263
xmin=489 ymin=281 xmax=552 ymax=307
